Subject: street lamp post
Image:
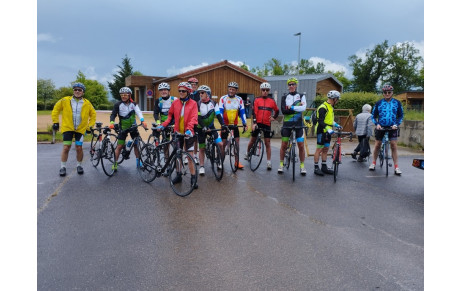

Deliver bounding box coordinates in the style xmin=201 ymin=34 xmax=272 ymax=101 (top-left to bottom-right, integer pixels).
xmin=294 ymin=32 xmax=301 ymax=74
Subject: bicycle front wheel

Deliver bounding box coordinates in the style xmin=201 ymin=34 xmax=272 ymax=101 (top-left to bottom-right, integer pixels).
xmin=384 ymin=143 xmax=389 ymax=177
xmin=249 ymin=138 xmax=264 ymax=172
xmin=229 ymin=139 xmax=239 ymax=173
xmin=169 ymin=151 xmax=196 ymax=197
xmin=211 ymin=143 xmax=224 ymax=181
xmin=284 ymin=140 xmax=291 ymax=170
xmin=333 ymin=145 xmax=340 ymax=182
xmin=291 ymin=141 xmax=296 ymax=181
xmin=90 ymin=138 xmax=101 ymax=167
xmin=101 ymin=140 xmax=116 ymax=177
xmin=138 ymin=144 xmax=159 ymax=183
xmin=378 ymin=145 xmax=384 ymax=167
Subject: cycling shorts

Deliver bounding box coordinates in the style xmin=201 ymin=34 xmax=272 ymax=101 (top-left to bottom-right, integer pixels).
xmin=374 ymin=128 xmax=399 ymax=141
xmin=221 ymin=126 xmax=241 ymax=139
xmin=251 ymin=123 xmax=272 ymax=138
xmin=63 ymin=131 xmax=84 ymax=146
xmin=281 ymin=127 xmax=304 ymax=142
xmin=177 ymin=135 xmax=195 ymax=152
xmin=117 ymin=128 xmax=139 ymax=145
xmin=316 ymin=132 xmax=332 ymax=148
xmin=197 ymin=128 xmax=221 ymax=149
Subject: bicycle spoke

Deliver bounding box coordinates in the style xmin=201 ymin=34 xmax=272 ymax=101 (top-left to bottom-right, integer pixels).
xmin=249 ymin=138 xmax=264 ymax=172
xmin=169 ymin=152 xmax=196 ymax=197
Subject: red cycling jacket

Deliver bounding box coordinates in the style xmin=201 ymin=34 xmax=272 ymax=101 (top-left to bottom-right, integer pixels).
xmin=252 ymin=96 xmax=279 ymax=126
xmin=161 ymin=98 xmax=198 ymax=135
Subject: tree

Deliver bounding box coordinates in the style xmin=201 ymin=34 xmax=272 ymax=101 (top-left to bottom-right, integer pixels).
xmin=74 ymin=71 xmax=109 ymax=108
xmin=382 ymin=42 xmax=423 ymax=93
xmin=108 ymin=55 xmax=138 ymax=100
xmin=348 ymin=40 xmax=389 ymax=92
xmin=330 ymin=71 xmax=353 ymax=92
xmin=37 ymin=79 xmax=56 ymax=110
xmin=298 ymin=59 xmax=325 ymax=74
xmin=240 ymin=63 xmax=250 ymax=71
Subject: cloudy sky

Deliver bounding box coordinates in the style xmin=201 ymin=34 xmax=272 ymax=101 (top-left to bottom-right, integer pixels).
xmin=37 ymin=0 xmax=424 ymax=89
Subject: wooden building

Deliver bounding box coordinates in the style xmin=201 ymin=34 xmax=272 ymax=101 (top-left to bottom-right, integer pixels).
xmin=125 ymin=60 xmax=266 ymax=111
xmin=394 ymin=90 xmax=424 ymax=110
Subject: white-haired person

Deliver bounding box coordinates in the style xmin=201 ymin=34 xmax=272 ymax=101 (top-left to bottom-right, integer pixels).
xmin=352 ymin=104 xmax=374 ymax=162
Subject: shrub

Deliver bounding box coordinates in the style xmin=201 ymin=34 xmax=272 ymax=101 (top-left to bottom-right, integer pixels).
xmin=313 ymin=92 xmax=381 ymax=116
xmin=97 ymin=103 xmax=114 ymax=110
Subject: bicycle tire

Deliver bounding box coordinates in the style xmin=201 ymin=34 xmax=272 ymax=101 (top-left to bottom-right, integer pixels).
xmin=138 ymin=144 xmax=159 ymax=183
xmin=249 ymin=138 xmax=264 ymax=172
xmin=90 ymin=136 xmax=101 ymax=167
xmin=385 ymin=142 xmax=389 ymax=177
xmin=291 ymin=141 xmax=296 ymax=181
xmin=378 ymin=145 xmax=384 ymax=167
xmin=169 ymin=151 xmax=196 ymax=197
xmin=101 ymin=140 xmax=116 ymax=177
xmin=229 ymin=139 xmax=239 ymax=173
xmin=333 ymin=145 xmax=340 ymax=182
xmin=211 ymin=143 xmax=224 ymax=181
xmin=284 ymin=140 xmax=291 ymax=170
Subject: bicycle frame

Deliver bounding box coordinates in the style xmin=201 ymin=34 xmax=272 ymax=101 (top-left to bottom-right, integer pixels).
xmin=330 ymin=130 xmax=353 ymax=182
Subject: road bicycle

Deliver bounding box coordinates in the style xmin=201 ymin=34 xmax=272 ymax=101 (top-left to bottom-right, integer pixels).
xmin=282 ymin=125 xmax=308 ymax=182
xmin=329 ymin=130 xmax=353 ymax=182
xmin=247 ymin=125 xmax=274 ymax=172
xmin=377 ymin=127 xmax=394 ymax=177
xmin=139 ymin=129 xmax=198 ymax=197
xmin=115 ymin=123 xmax=147 ymax=169
xmin=223 ymin=125 xmax=245 ymax=173
xmin=89 ymin=122 xmax=104 ymax=167
xmin=204 ymin=128 xmax=224 ymax=180
xmin=146 ymin=124 xmax=174 ymax=167
xmin=99 ymin=126 xmax=118 ymax=177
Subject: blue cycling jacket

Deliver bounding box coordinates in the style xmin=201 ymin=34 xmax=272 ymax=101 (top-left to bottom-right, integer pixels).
xmin=371 ymin=98 xmax=404 ymax=127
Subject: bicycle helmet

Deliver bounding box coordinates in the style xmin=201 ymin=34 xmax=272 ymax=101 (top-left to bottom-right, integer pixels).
xmin=188 ymin=77 xmax=198 ymax=83
xmin=260 ymin=82 xmax=271 ymax=90
xmin=72 ymin=82 xmax=86 ymax=92
xmin=197 ymin=85 xmax=211 ymax=94
xmin=286 ymin=77 xmax=298 ymax=85
xmin=382 ymin=84 xmax=394 ymax=91
xmin=119 ymin=87 xmax=132 ymax=94
xmin=228 ymin=81 xmax=239 ymax=89
xmin=158 ymin=82 xmax=170 ymax=90
xmin=178 ymin=82 xmax=193 ymax=93
xmin=327 ymin=90 xmax=341 ymax=99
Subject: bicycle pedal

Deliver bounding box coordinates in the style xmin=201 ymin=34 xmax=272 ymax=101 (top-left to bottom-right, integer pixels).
xmin=389 ymin=163 xmax=393 ymax=167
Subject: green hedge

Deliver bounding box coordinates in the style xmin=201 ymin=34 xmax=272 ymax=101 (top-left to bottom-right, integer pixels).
xmin=97 ymin=103 xmax=114 ymax=110
xmin=313 ymin=92 xmax=381 ymax=116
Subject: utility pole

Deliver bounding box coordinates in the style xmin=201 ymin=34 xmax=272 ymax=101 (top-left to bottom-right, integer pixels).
xmin=294 ymin=32 xmax=301 ymax=74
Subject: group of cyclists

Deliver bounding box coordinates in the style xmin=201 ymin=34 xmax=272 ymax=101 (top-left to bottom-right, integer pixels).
xmin=51 ymin=77 xmax=404 ymax=180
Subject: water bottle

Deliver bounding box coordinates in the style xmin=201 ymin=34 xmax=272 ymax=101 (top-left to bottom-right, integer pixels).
xmin=127 ymin=140 xmax=133 ymax=149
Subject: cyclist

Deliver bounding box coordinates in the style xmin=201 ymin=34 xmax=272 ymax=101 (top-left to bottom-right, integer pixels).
xmin=313 ymin=90 xmax=343 ymax=176
xmin=245 ymin=82 xmax=279 ymax=170
xmin=52 ymin=82 xmax=96 ymax=176
xmin=188 ymin=77 xmax=200 ymax=164
xmin=157 ymin=82 xmax=199 ymax=188
xmin=352 ymin=104 xmax=373 ymax=162
xmin=109 ymin=87 xmax=148 ymax=171
xmin=218 ymin=81 xmax=248 ymax=169
xmin=278 ymin=77 xmax=307 ymax=175
xmin=369 ymin=84 xmax=404 ymax=175
xmin=195 ymin=85 xmax=225 ymax=175
xmin=153 ymin=82 xmax=176 ymax=159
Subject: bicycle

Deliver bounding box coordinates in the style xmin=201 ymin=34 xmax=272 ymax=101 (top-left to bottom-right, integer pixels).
xmin=282 ymin=125 xmax=308 ymax=181
xmin=329 ymin=130 xmax=353 ymax=182
xmin=89 ymin=122 xmax=104 ymax=167
xmin=223 ymin=125 xmax=245 ymax=173
xmin=115 ymin=123 xmax=147 ymax=169
xmin=100 ymin=126 xmax=118 ymax=177
xmin=204 ymin=128 xmax=224 ymax=180
xmin=377 ymin=127 xmax=393 ymax=177
xmin=247 ymin=125 xmax=274 ymax=172
xmin=139 ymin=129 xmax=198 ymax=197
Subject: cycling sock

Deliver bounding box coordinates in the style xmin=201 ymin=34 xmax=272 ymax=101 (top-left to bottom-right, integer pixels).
xmin=280 ymin=161 xmax=283 ymax=167
xmin=314 ymin=162 xmax=319 ymax=168
xmin=77 ymin=161 xmax=82 ymax=167
xmin=394 ymin=164 xmax=398 ymax=168
xmin=61 ymin=162 xmax=66 ymax=168
xmin=300 ymin=162 xmax=305 ymax=168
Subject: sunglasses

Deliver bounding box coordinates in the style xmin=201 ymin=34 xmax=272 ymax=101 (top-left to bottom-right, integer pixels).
xmin=288 ymin=83 xmax=296 ymax=87
xmin=261 ymin=89 xmax=270 ymax=92
xmin=178 ymin=90 xmax=188 ymax=93
xmin=73 ymin=88 xmax=83 ymax=92
xmin=384 ymin=91 xmax=393 ymax=95
xmin=199 ymin=91 xmax=207 ymax=95
xmin=190 ymin=83 xmax=198 ymax=85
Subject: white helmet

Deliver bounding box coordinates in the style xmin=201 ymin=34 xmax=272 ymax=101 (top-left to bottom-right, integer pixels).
xmin=260 ymin=82 xmax=271 ymax=90
xmin=158 ymin=82 xmax=170 ymax=90
xmin=327 ymin=90 xmax=341 ymax=99
xmin=119 ymin=87 xmax=132 ymax=94
xmin=228 ymin=81 xmax=239 ymax=89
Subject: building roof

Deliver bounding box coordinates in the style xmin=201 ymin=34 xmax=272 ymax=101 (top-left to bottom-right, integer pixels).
xmin=153 ymin=60 xmax=266 ymax=84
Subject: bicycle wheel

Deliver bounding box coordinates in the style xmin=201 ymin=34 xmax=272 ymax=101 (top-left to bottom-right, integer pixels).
xmin=291 ymin=141 xmax=296 ymax=181
xmin=211 ymin=143 xmax=224 ymax=181
xmin=101 ymin=140 xmax=116 ymax=177
xmin=169 ymin=151 xmax=196 ymax=197
xmin=249 ymin=138 xmax=264 ymax=172
xmin=333 ymin=145 xmax=340 ymax=182
xmin=378 ymin=145 xmax=384 ymax=167
xmin=110 ymin=134 xmax=125 ymax=165
xmin=284 ymin=140 xmax=291 ymax=170
xmin=229 ymin=139 xmax=239 ymax=173
xmin=384 ymin=142 xmax=389 ymax=177
xmin=90 ymin=137 xmax=101 ymax=167
xmin=138 ymin=144 xmax=159 ymax=183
